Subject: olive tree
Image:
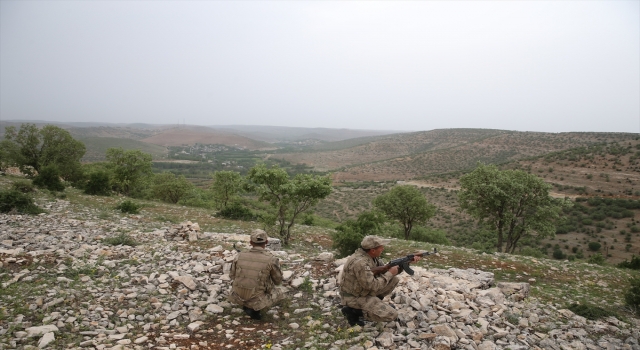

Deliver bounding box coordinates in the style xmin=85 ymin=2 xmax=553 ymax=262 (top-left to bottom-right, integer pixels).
xmin=106 ymin=148 xmax=153 ymax=196
xmin=458 ymin=163 xmax=566 ymax=253
xmin=152 ymin=172 xmax=193 ymax=203
xmin=210 ymin=170 xmax=243 ymax=209
xmin=3 ymin=124 xmax=85 ymax=180
xmin=246 ymin=164 xmax=332 ymax=245
xmin=373 ymin=185 xmax=436 ymax=240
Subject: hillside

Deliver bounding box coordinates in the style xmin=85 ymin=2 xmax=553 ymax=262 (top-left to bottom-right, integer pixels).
xmin=274 ymin=129 xmax=507 ymax=171
xmin=140 ymin=127 xmax=274 ymax=150
xmin=69 ymin=126 xmax=162 ymax=140
xmin=0 ymin=178 xmax=638 ymax=349
xmin=210 ymin=125 xmax=400 ymax=143
xmin=321 ymin=131 xmax=637 ymax=181
xmin=79 ymin=137 xmax=168 ymax=162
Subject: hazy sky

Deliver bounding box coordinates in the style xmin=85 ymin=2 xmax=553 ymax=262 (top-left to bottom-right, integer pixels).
xmin=1 ymin=1 xmax=638 ymax=133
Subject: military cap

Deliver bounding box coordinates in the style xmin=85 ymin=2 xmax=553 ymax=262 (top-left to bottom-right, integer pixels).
xmin=361 ymin=235 xmax=391 ymax=249
xmin=250 ymin=229 xmax=268 ymax=244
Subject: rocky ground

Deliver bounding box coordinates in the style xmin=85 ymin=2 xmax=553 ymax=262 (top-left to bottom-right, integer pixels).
xmin=1 ymin=198 xmax=639 ymax=350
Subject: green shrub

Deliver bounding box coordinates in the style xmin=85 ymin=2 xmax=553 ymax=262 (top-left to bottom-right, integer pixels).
xmin=406 ymin=227 xmax=450 ymax=245
xmin=471 ymin=241 xmax=495 ymax=254
xmin=618 ymin=255 xmax=640 ymax=270
xmin=552 ymin=249 xmax=566 ymax=260
xmin=517 ymin=247 xmax=545 ymax=258
xmin=588 ymin=253 xmax=605 ymax=265
xmin=217 ymin=202 xmax=255 ymax=220
xmin=32 ymin=165 xmax=65 ymax=192
xmin=567 ymin=303 xmax=616 ymax=320
xmin=115 ymin=200 xmax=141 ymax=214
xmin=12 ymin=180 xmax=35 ymax=193
xmin=0 ymin=190 xmax=44 ymax=214
xmin=331 ymin=225 xmax=365 ymax=258
xmin=177 ymin=188 xmax=215 ymax=209
xmin=588 ymin=242 xmax=601 ymax=251
xmin=625 ymin=277 xmax=640 ymax=315
xmin=84 ymin=171 xmax=111 ymax=196
xmin=301 ymin=213 xmax=315 ymax=226
xmin=102 ymin=233 xmax=138 ymax=246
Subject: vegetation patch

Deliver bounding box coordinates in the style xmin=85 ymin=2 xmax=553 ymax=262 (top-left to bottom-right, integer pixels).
xmin=567 ymin=302 xmax=617 ymax=320
xmin=115 ymin=200 xmax=141 ymax=214
xmin=0 ymin=189 xmax=44 ymax=214
xmin=102 ymin=232 xmax=138 ymax=246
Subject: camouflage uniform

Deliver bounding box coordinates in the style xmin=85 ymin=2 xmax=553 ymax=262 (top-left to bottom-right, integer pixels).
xmin=228 ymin=246 xmax=286 ymax=311
xmin=340 ymin=248 xmax=399 ymax=322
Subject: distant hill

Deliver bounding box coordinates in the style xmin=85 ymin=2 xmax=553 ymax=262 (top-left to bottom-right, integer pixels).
xmin=270 ymin=129 xmax=638 ymax=179
xmin=273 ymin=129 xmax=507 ymax=171
xmin=79 ymin=137 xmax=168 ymax=162
xmin=140 ymin=127 xmax=273 ymax=150
xmin=209 ymin=125 xmax=401 ymax=142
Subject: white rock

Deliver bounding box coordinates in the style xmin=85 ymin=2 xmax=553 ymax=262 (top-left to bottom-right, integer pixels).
xmin=134 ymin=336 xmax=148 ymax=344
xmin=206 ymin=304 xmax=224 ymax=314
xmin=291 ymin=277 xmax=305 ymax=288
xmin=38 ymin=332 xmax=55 ymax=348
xmin=315 ymin=252 xmax=334 ymax=261
xmin=188 ymin=321 xmax=203 ymax=332
xmin=26 ymin=325 xmax=59 ymax=338
xmin=289 ymin=323 xmax=299 ymax=329
xmin=174 ymin=275 xmax=197 ymax=290
xmin=166 ymin=311 xmax=181 ymax=320
xmin=376 ymin=332 xmax=394 ymax=347
xmin=282 ymin=271 xmax=294 ymax=280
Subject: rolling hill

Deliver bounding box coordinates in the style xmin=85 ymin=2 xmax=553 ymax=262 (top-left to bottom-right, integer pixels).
xmin=79 ymin=137 xmax=168 ymax=162
xmin=140 ymin=127 xmax=274 ymax=150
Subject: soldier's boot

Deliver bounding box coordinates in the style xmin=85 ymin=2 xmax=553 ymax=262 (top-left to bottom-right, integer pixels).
xmin=341 ymin=307 xmax=364 ymax=327
xmin=243 ymin=306 xmax=262 ymax=320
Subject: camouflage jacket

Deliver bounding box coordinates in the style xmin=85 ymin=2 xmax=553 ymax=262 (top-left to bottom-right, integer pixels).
xmin=229 ymin=246 xmax=283 ymax=302
xmin=340 ymin=248 xmax=395 ymax=297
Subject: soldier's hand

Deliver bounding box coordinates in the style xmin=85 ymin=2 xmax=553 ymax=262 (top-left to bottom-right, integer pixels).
xmin=389 ymin=266 xmax=400 ymax=275
xmin=412 ymin=256 xmax=422 ymax=263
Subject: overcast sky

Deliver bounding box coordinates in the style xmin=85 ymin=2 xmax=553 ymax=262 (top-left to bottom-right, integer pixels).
xmin=1 ymin=1 xmax=638 ymax=133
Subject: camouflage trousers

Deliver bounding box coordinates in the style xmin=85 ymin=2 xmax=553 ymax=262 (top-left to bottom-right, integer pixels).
xmin=228 ymin=286 xmax=288 ymax=311
xmin=341 ymin=276 xmax=399 ymax=322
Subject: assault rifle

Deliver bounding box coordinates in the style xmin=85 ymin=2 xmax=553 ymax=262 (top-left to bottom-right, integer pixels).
xmin=371 ymin=248 xmax=437 ymax=276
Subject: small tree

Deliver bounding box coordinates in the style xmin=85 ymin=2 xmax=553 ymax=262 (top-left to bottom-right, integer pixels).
xmin=210 ymin=171 xmax=243 ymax=208
xmin=458 ymin=163 xmax=566 ymax=253
xmin=3 ymin=124 xmax=85 ymax=180
xmin=152 ymin=172 xmax=193 ymax=203
xmin=106 ymin=148 xmax=153 ymax=196
xmin=0 ymin=140 xmax=18 ymax=173
xmin=625 ymin=277 xmax=640 ymax=314
xmin=32 ymin=164 xmax=65 ymax=192
xmin=373 ymin=185 xmax=436 ymax=240
xmin=0 ymin=190 xmax=44 ymax=214
xmin=84 ymin=171 xmax=112 ymax=196
xmin=332 ymin=210 xmax=386 ymax=258
xmin=246 ymin=164 xmax=332 ymax=245
xmin=588 ymin=242 xmax=602 ymax=251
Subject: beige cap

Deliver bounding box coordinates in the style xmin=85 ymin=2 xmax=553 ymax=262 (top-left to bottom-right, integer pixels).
xmin=250 ymin=229 xmax=268 ymax=244
xmin=361 ymin=235 xmax=391 ymax=249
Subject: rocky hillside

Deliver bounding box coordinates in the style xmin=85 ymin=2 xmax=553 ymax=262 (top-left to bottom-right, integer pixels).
xmin=1 ymin=189 xmax=639 ymax=350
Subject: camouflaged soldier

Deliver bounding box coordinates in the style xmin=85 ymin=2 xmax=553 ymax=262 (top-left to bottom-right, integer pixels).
xmin=339 ymin=235 xmax=421 ymax=326
xmin=228 ymin=230 xmax=286 ymax=320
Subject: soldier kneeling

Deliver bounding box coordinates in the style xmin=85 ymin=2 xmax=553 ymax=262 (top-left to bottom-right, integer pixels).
xmin=228 ymin=230 xmax=287 ymax=320
xmin=339 ymin=235 xmax=420 ymax=326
